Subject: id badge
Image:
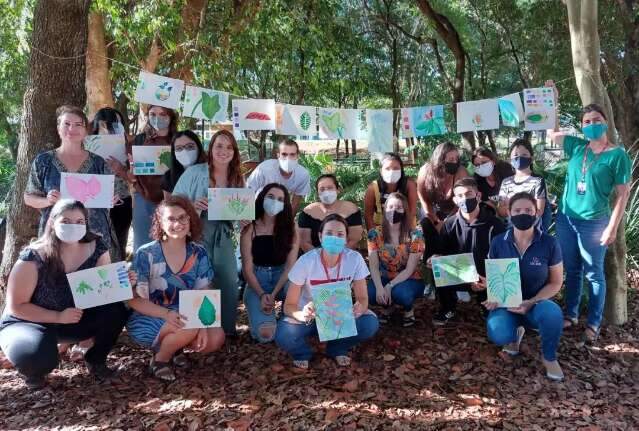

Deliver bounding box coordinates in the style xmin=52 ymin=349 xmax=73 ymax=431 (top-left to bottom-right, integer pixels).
xmin=577 ymin=181 xmax=587 ymax=195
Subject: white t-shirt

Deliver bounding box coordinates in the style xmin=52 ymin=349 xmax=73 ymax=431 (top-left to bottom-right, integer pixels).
xmin=288 ymin=248 xmax=370 ymax=317
xmin=247 ymin=158 xmax=311 ymax=198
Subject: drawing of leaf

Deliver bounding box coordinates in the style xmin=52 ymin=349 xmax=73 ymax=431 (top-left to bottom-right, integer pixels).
xmin=76 ymin=280 xmax=93 ymax=295
xmin=97 ymin=268 xmax=108 ymax=280
xmin=322 ymin=112 xmax=344 ymax=135
xmin=226 ymin=195 xmax=248 ymax=216
xmin=158 ymin=150 xmax=171 ymax=168
xmin=201 ymin=92 xmax=221 ymax=120
xmin=198 ymin=295 xmax=216 ymax=326
xmin=299 ymin=111 xmax=311 ymax=131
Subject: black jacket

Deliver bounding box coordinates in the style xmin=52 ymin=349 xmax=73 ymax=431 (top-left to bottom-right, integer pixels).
xmin=436 ymin=204 xmax=506 ymax=276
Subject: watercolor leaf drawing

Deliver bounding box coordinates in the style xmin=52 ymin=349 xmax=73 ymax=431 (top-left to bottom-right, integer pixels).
xmin=413 ymin=106 xmax=447 ymax=136
xmin=431 ymin=253 xmax=479 ymax=287
xmin=76 ymin=281 xmax=93 ymax=295
xmin=498 ymin=99 xmax=519 ymax=127
xmin=190 ymin=92 xmax=221 ymax=120
xmin=198 ymin=296 xmax=217 ymax=326
xmin=179 ymin=290 xmax=221 ymax=329
xmin=159 ymin=149 xmax=172 ymax=169
xmin=322 ymin=111 xmax=345 ymax=137
xmin=208 ymin=188 xmax=255 ymax=220
xmin=486 ymin=258 xmax=523 ymax=307
xmin=68 ymin=262 xmax=133 ymax=309
xmin=299 ymin=111 xmax=311 ymax=131
xmin=311 ymin=281 xmax=357 ymax=342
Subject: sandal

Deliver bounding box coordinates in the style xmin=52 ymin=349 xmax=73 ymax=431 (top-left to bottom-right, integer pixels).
xmin=172 ymin=350 xmax=189 ymax=368
xmin=582 ymin=325 xmax=599 ymax=344
xmin=334 ymin=355 xmax=351 ymax=367
xmin=563 ymin=317 xmax=578 ymax=329
xmin=149 ymin=358 xmax=176 ymax=382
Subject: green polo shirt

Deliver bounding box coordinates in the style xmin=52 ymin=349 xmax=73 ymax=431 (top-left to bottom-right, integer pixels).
xmin=560 ymin=136 xmax=631 ymax=220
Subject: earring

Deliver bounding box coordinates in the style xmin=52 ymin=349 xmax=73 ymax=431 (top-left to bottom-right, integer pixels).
xmin=162 ymin=233 xmax=168 ymax=241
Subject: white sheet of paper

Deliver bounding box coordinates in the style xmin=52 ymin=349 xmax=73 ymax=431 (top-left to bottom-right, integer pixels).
xmin=68 ymin=262 xmax=133 ymax=309
xmin=456 ymin=99 xmax=500 ymax=132
xmin=132 ymin=145 xmax=171 ymax=175
xmin=276 ymin=104 xmax=317 ymax=136
xmin=318 ymin=108 xmax=361 ymax=140
xmin=232 ymin=99 xmax=276 ymax=130
xmin=366 ymin=109 xmax=393 ymax=153
xmin=523 ymin=87 xmax=556 ymax=131
xmin=134 ymin=71 xmax=185 ymax=110
xmin=60 ymin=173 xmax=115 ymax=209
xmin=182 ymin=85 xmax=229 ymax=122
xmin=207 ymin=188 xmax=256 ymax=220
xmin=485 ymin=258 xmax=523 ymax=308
xmin=179 ymin=290 xmax=222 ymax=329
xmin=83 ymin=135 xmax=127 ymax=164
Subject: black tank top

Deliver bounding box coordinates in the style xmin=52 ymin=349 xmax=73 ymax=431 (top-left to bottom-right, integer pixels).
xmin=252 ymin=235 xmax=286 ymax=267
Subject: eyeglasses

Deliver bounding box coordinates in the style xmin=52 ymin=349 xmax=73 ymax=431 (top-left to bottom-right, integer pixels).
xmin=175 ymin=143 xmax=197 ymax=152
xmin=165 ymin=215 xmax=190 ymax=224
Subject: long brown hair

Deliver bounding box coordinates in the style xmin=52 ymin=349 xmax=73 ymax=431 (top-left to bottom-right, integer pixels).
xmin=208 ymin=129 xmax=244 ymax=187
xmin=29 ymin=199 xmax=98 ymax=286
xmin=381 ymin=192 xmax=411 ymax=244
xmin=423 ymin=141 xmax=459 ymax=202
xmin=149 ymin=195 xmax=203 ymax=242
xmin=142 ymin=105 xmax=178 ymax=142
xmin=254 ymin=183 xmax=295 ymax=263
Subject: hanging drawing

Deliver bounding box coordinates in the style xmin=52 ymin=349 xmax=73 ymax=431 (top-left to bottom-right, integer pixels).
xmin=318 ymin=108 xmax=360 ymax=140
xmin=132 ymin=145 xmax=171 ymax=175
xmin=498 ymin=93 xmax=525 ymax=127
xmin=311 ymin=281 xmax=358 ymax=342
xmin=134 ymin=71 xmax=185 ymax=110
xmin=523 ymin=87 xmax=556 ymax=130
xmin=485 ymin=258 xmax=523 ymax=308
xmin=276 ymin=104 xmax=317 ymax=136
xmin=232 ymin=99 xmax=276 ymax=130
xmin=84 ymin=135 xmax=127 ymax=164
xmin=179 ymin=290 xmax=222 ymax=329
xmin=366 ymin=109 xmax=393 ymax=153
xmin=401 ymin=105 xmax=448 ymax=138
xmin=207 ymin=188 xmax=255 ymax=221
xmin=68 ymin=262 xmax=133 ymax=309
xmin=182 ymin=86 xmax=229 ymax=122
xmin=431 ymin=253 xmax=479 ymax=287
xmin=456 ymin=99 xmax=500 ymax=133
xmin=60 ymin=173 xmax=115 ymax=209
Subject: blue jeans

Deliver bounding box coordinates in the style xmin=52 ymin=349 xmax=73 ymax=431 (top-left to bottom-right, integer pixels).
xmin=367 ymin=278 xmax=424 ymax=311
xmin=275 ymin=314 xmax=379 ymax=361
xmin=486 ymin=299 xmax=563 ymax=361
xmin=556 ymin=212 xmax=609 ymax=329
xmin=243 ymin=265 xmax=288 ymax=343
xmin=132 ymin=193 xmax=157 ymax=252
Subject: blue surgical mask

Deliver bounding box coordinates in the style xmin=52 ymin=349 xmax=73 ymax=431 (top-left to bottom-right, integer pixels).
xmin=583 ymin=123 xmax=608 ymax=141
xmin=263 ymin=197 xmax=284 ymax=216
xmin=321 ymin=235 xmax=346 ymax=255
xmin=149 ymin=116 xmax=170 ymax=130
xmin=112 ymin=122 xmax=125 ymax=135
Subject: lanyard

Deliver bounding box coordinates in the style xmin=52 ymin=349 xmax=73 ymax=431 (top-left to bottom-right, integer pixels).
xmin=320 ymin=251 xmax=342 ymax=282
xmin=581 ymin=142 xmax=608 ymax=180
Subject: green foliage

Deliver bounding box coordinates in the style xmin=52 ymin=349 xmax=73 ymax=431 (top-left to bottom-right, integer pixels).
xmin=198 ymin=295 xmax=216 ymax=326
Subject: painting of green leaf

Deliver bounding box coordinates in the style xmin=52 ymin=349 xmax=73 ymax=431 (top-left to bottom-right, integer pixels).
xmin=486 ymin=258 xmax=523 ymax=308
xmin=498 ymin=99 xmax=520 ymax=127
xmin=182 ymin=86 xmax=229 ymax=122
xmin=431 ymin=253 xmax=479 ymax=287
xmin=76 ymin=280 xmax=93 ymax=295
xmin=158 ymin=149 xmax=171 ymax=169
xmin=311 ymin=281 xmax=357 ymax=342
xmin=68 ymin=262 xmax=133 ymax=309
xmin=410 ymin=105 xmax=447 ymax=137
xmin=299 ymin=111 xmax=311 ymax=131
xmin=208 ymin=188 xmax=255 ymax=221
xmin=321 ymin=111 xmax=345 ymax=138
xmin=132 ymin=145 xmax=172 ymax=175
xmin=179 ymin=290 xmax=221 ymax=329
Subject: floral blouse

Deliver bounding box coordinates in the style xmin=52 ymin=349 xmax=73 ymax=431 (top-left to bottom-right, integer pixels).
xmin=367 ymin=226 xmax=425 ymax=279
xmin=132 ymin=240 xmax=213 ymax=308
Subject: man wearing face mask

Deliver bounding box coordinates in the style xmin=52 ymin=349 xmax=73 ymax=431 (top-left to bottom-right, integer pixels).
xmin=427 ymin=178 xmax=506 ymax=325
xmin=247 ymin=139 xmax=311 ymax=213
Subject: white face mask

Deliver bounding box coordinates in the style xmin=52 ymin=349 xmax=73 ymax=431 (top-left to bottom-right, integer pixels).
xmin=111 ymin=122 xmax=125 ymax=135
xmin=263 ymin=197 xmax=285 ymax=216
xmin=149 ymin=116 xmax=170 ymax=130
xmin=319 ymin=190 xmax=337 ymax=205
xmin=55 ymin=223 xmax=86 ymax=243
xmin=279 ymin=158 xmax=297 ymax=173
xmin=474 ymin=161 xmax=494 ymax=178
xmin=381 ymin=169 xmax=401 ymax=184
xmin=175 ymin=149 xmax=198 ymax=167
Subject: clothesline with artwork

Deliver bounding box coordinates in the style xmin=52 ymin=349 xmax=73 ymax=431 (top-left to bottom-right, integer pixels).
xmin=135 ymin=71 xmax=556 ymax=141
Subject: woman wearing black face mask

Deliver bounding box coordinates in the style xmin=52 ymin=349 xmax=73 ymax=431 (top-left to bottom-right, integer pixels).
xmin=497 ymin=139 xmax=552 ymax=231
xmin=367 ymin=193 xmax=425 ymax=327
xmin=417 ymin=142 xmax=469 ymax=263
xmin=482 ymin=192 xmax=564 ymax=381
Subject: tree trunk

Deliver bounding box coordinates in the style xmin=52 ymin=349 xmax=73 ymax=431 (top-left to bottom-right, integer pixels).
xmin=0 ymin=0 xmax=91 ymax=292
xmin=86 ymin=12 xmax=114 ymax=118
xmin=566 ymin=0 xmax=627 ymax=325
xmin=170 ymin=0 xmax=208 ymax=82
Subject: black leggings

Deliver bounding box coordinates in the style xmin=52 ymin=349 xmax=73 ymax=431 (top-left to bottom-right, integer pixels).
xmin=110 ymin=196 xmax=133 ymax=258
xmin=0 ymin=303 xmax=128 ymax=379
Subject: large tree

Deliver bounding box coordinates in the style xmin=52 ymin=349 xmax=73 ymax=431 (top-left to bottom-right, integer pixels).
xmin=565 ymin=0 xmax=627 ymax=325
xmin=0 ymin=0 xmax=91 ymax=292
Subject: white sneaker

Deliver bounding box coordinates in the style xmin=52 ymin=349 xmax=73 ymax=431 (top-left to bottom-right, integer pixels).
xmin=502 ymin=326 xmax=526 ymax=356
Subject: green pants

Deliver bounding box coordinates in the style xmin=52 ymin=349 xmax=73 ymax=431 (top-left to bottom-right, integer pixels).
xmin=202 ymin=220 xmax=239 ymax=335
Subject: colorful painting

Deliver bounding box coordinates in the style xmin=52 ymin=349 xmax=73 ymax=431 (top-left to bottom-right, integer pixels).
xmin=431 ymin=253 xmax=479 ymax=287
xmin=276 ymin=104 xmax=317 ymax=136
xmin=134 ymin=71 xmax=185 ymax=110
xmin=83 ymin=135 xmax=127 ymax=164
xmin=401 ymin=105 xmax=448 ymax=138
xmin=523 ymin=87 xmax=556 ymax=131
xmin=207 ymin=188 xmax=255 ymax=221
xmin=498 ymin=93 xmax=525 ymax=127
xmin=232 ymin=99 xmax=276 ymax=130
xmin=318 ymin=108 xmax=360 ymax=140
xmin=132 ymin=145 xmax=171 ymax=175
xmin=67 ymin=262 xmax=133 ymax=309
xmin=60 ymin=173 xmax=115 ymax=209
xmin=182 ymin=85 xmax=229 ymax=122
xmin=485 ymin=258 xmax=523 ymax=308
xmin=456 ymin=99 xmax=500 ymax=133
xmin=366 ymin=109 xmax=393 ymax=154
xmin=179 ymin=290 xmax=222 ymax=329
xmin=311 ymin=281 xmax=357 ymax=342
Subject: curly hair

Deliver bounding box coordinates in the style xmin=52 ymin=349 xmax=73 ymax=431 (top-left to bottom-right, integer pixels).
xmin=149 ymin=195 xmax=203 ymax=242
xmin=209 ymin=129 xmax=245 ymax=187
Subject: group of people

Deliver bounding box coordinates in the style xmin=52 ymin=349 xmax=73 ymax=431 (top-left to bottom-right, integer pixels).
xmin=0 ymin=81 xmax=631 ymax=389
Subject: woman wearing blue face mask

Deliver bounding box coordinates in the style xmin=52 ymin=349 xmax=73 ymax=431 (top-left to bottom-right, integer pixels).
xmin=275 ymin=214 xmax=379 ymax=369
xmin=546 ymin=80 xmax=631 ymax=343
xmin=497 ymin=139 xmax=552 ymax=232
xmin=161 ymin=131 xmax=206 ymax=200
xmin=240 ymin=183 xmax=299 ymax=343
xmin=129 ymin=105 xmax=178 ymax=252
